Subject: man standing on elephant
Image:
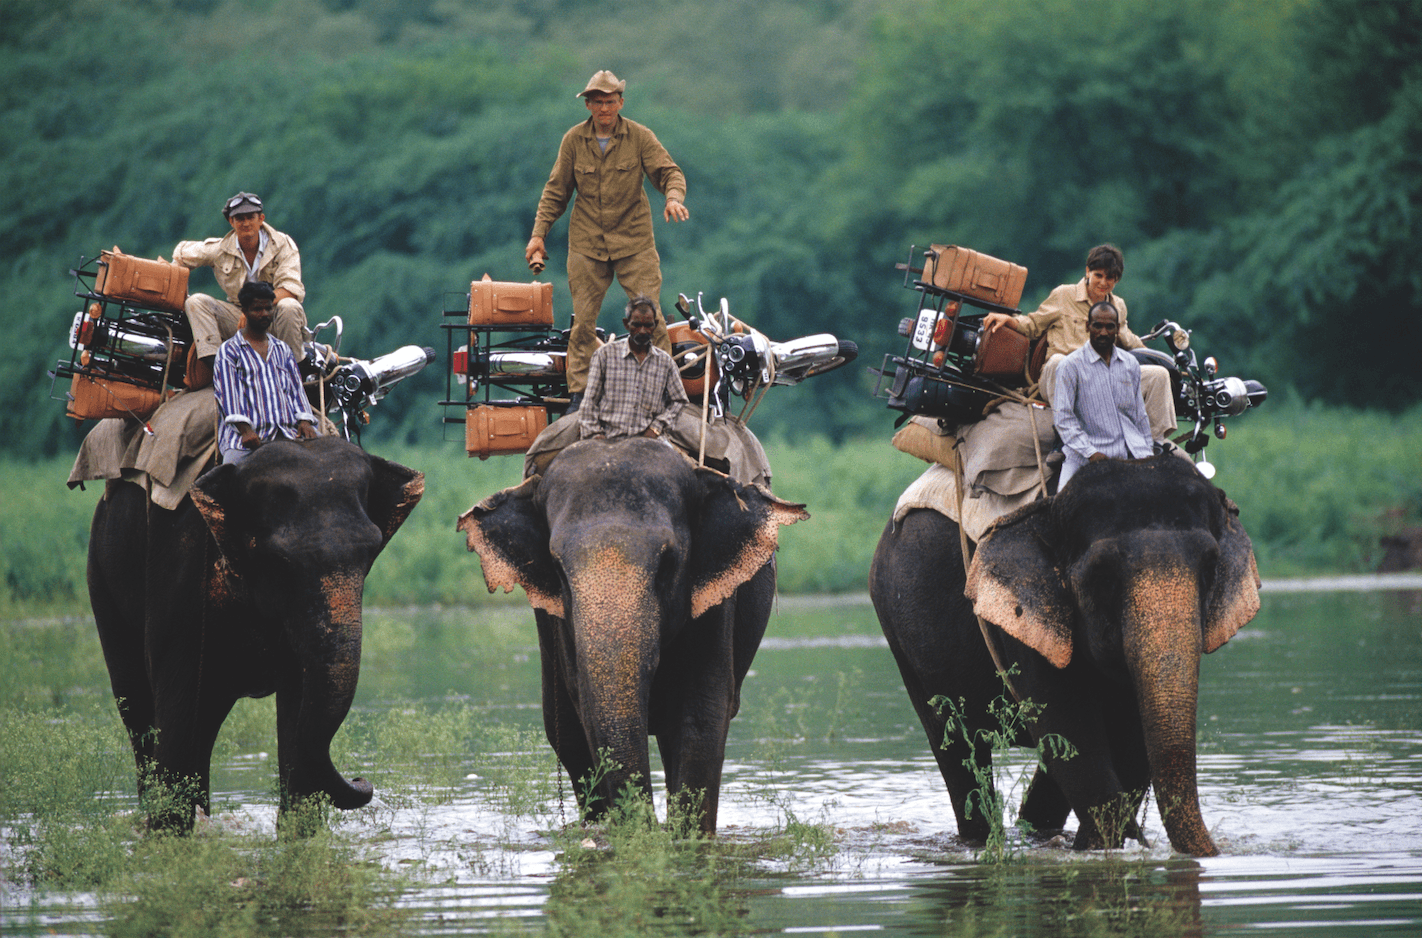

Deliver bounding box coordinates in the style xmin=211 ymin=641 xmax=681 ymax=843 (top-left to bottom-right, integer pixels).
xmin=213 ymin=281 xmax=319 ymax=464
xmin=524 ymin=70 xmax=689 ymax=413
xmin=983 ymin=243 xmax=1175 ymax=441
xmin=579 ymin=295 xmax=688 ymax=441
xmin=172 ymin=191 xmax=308 ymax=380
xmin=1053 ymin=302 xmax=1153 ymax=489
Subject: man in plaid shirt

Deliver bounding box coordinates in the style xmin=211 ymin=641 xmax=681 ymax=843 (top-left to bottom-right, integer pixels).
xmin=579 ymin=295 xmax=689 ymax=441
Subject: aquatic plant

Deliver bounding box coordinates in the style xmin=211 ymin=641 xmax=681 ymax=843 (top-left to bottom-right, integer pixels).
xmin=932 ymin=678 xmax=1078 ymax=862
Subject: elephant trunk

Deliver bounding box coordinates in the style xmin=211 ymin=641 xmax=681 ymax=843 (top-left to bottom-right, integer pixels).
xmin=1122 ymin=565 xmax=1219 ymax=857
xmin=566 ymin=560 xmax=662 ymax=811
xmin=283 ymin=570 xmax=373 ymax=811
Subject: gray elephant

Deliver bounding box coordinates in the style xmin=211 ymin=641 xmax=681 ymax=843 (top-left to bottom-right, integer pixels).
xmin=458 ymin=438 xmax=807 ymax=833
xmin=870 ymin=455 xmax=1260 ymax=856
xmin=87 ymin=437 xmax=423 ymax=831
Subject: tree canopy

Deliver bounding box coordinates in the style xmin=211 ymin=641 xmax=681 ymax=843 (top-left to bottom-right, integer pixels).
xmin=3 ymin=0 xmax=1417 ymax=457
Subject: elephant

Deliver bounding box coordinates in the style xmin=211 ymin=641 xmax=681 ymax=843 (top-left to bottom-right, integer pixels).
xmin=870 ymin=455 xmax=1260 ymax=856
xmin=87 ymin=436 xmax=423 ymax=831
xmin=457 ymin=438 xmax=808 ymax=833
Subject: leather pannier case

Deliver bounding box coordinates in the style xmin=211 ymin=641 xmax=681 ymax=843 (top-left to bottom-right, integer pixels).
xmin=924 ymin=245 xmax=1028 ymax=311
xmin=666 ymin=321 xmax=717 ymax=398
xmin=469 ymin=274 xmax=554 ymax=327
xmin=465 ymin=403 xmax=549 ymax=460
xmin=66 ymin=371 xmax=167 ymax=421
xmin=94 ymin=248 xmax=189 ymax=314
xmin=971 ymin=323 xmax=1032 ymax=383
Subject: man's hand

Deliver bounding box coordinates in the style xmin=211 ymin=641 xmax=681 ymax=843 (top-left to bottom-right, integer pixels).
xmin=641 ymin=426 xmax=660 ymax=439
xmin=1089 ymin=452 xmax=1108 ymax=463
xmin=525 ymin=236 xmax=547 ymax=264
xmin=664 ymin=199 xmax=689 ymax=223
xmin=296 ymin=420 xmax=318 ymax=440
xmin=238 ymin=425 xmax=261 ymax=450
xmin=983 ymin=312 xmax=1022 ymax=335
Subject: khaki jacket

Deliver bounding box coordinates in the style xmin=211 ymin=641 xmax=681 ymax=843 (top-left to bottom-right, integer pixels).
xmin=1014 ymin=278 xmax=1143 ymax=360
xmin=171 ymin=222 xmax=305 ymax=304
xmin=532 ymin=116 xmax=686 ymax=262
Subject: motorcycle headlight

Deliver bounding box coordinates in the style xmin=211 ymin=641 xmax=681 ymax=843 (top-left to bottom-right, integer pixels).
xmin=1171 ymin=329 xmax=1190 ymax=352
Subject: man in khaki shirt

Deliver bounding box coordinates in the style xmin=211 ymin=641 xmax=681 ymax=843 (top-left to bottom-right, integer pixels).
xmin=171 ymin=191 xmax=308 ymax=377
xmin=984 ymin=244 xmax=1176 ymax=441
xmin=524 ymin=70 xmax=689 ymax=408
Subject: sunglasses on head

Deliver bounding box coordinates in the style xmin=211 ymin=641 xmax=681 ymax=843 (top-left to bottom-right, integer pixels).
xmin=225 ymin=194 xmax=262 ymax=212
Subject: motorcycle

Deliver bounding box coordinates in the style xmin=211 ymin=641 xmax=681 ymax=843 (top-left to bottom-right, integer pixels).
xmin=446 ymin=291 xmax=857 ymax=421
xmin=874 ymin=246 xmax=1266 ymax=476
xmin=52 ymin=255 xmax=432 ymax=442
xmin=1131 ymin=320 xmax=1267 ymax=474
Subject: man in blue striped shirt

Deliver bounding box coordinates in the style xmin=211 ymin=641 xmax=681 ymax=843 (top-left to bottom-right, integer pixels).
xmin=1053 ymin=301 xmax=1153 ymax=490
xmin=213 ymin=281 xmax=319 ymax=464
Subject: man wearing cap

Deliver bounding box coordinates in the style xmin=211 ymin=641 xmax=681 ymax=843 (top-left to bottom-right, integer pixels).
xmin=171 ymin=191 xmax=308 ymax=382
xmin=525 ymin=70 xmax=689 ymax=412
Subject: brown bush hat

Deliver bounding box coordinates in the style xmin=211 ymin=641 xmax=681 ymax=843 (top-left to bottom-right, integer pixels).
xmin=578 ymin=70 xmax=626 ymax=98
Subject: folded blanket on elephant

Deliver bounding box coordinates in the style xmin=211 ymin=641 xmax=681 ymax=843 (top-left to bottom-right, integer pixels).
xmin=67 ymin=388 xmax=219 ymax=510
xmin=890 ymin=399 xmax=1055 ymax=542
xmin=892 ymin=463 xmax=1042 ymax=543
xmin=523 ymin=403 xmax=773 ymax=488
xmin=894 ymin=400 xmax=1055 ymax=498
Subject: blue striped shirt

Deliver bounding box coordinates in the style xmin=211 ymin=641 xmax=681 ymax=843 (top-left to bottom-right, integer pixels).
xmin=212 ymin=330 xmax=316 ymax=453
xmin=1054 ymin=342 xmax=1153 ymax=489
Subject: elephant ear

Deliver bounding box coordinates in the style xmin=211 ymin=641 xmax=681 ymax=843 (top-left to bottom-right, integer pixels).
xmin=1203 ymin=491 xmax=1262 ymax=653
xmin=364 ymin=455 xmax=424 ymax=550
xmin=689 ymin=469 xmax=808 ymax=619
xmin=190 ymin=463 xmax=250 ymax=567
xmin=456 ymin=475 xmax=564 ymax=617
xmin=965 ymin=501 xmax=1076 ymax=668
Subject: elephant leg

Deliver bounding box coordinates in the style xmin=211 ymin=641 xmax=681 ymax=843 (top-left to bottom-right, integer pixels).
xmin=1019 ymin=765 xmax=1071 ymax=836
xmin=149 ymin=689 xmax=233 ymax=831
xmin=654 ymin=604 xmax=738 ymax=833
xmin=1025 ymin=677 xmax=1136 ymax=849
xmin=1102 ymin=685 xmax=1152 ymax=845
xmin=88 ymin=483 xmax=157 ymax=793
xmin=536 ymin=617 xmax=599 ymax=818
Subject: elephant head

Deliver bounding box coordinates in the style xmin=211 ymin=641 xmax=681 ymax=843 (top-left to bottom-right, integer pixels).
xmin=188 ymin=436 xmax=423 ymax=812
xmin=457 ymin=438 xmax=807 ymax=830
xmin=965 ymin=455 xmax=1259 ymax=856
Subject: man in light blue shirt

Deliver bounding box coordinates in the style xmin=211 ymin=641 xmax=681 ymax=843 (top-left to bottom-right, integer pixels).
xmin=1053 ymin=301 xmax=1154 ymax=490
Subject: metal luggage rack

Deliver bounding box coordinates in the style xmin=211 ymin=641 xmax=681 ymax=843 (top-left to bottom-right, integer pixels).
xmin=49 ymin=254 xmax=193 ymax=403
xmin=437 ymin=293 xmax=579 ymax=439
xmin=871 ymin=244 xmax=1029 ymax=425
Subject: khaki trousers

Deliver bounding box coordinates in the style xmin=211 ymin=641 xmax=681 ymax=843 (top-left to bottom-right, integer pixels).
xmin=565 ymin=248 xmax=671 ymax=393
xmin=186 ymin=293 xmax=308 ymax=360
xmin=1039 ymin=353 xmax=1178 ymax=442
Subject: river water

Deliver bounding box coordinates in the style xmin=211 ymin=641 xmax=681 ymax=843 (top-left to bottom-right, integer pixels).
xmin=5 ymin=581 xmax=1421 ymax=936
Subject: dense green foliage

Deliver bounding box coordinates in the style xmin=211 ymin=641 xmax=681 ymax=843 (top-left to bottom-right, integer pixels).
xmin=3 ymin=0 xmax=1418 ymax=458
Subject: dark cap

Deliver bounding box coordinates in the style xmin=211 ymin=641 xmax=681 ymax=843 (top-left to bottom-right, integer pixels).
xmin=223 ymin=191 xmax=263 ymax=217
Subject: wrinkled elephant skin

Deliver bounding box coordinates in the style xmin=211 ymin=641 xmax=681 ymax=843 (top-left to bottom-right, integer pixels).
xmin=87 ymin=437 xmax=423 ymax=831
xmin=870 ymin=455 xmax=1259 ymax=856
xmin=458 ymin=439 xmax=807 ymax=833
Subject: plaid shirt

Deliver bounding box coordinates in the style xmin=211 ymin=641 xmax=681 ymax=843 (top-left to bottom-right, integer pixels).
xmin=212 ymin=330 xmax=317 ymax=452
xmin=579 ymin=339 xmax=689 ymax=440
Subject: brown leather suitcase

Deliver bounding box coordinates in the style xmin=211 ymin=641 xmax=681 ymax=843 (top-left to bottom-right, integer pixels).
xmin=469 ymin=274 xmax=554 ymax=327
xmin=972 ymin=322 xmax=1032 ymax=383
xmin=94 ymin=248 xmax=189 ymax=313
xmin=465 ymin=403 xmax=549 ymax=459
xmin=67 ymin=371 xmax=167 ymax=421
xmin=924 ymin=245 xmax=1027 ymax=311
